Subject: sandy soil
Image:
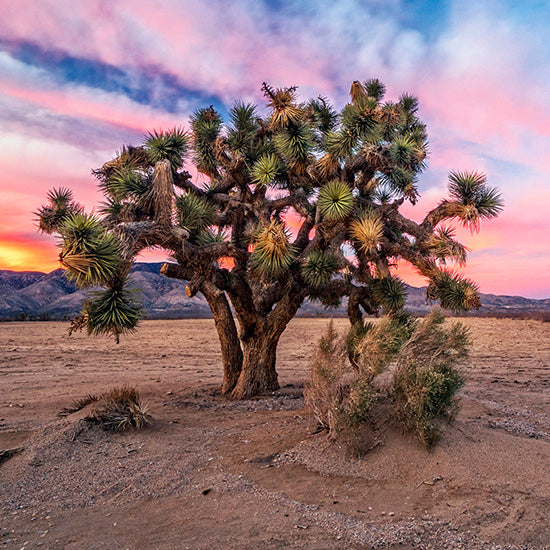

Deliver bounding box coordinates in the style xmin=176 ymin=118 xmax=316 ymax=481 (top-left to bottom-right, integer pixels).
xmin=0 ymin=318 xmax=549 ymax=549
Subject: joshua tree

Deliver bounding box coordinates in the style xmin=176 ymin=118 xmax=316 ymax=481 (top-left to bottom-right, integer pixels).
xmin=38 ymin=80 xmax=502 ymax=399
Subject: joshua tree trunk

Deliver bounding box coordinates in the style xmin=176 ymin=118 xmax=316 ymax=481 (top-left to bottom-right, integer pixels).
xmin=230 ymin=290 xmax=304 ymax=399
xmin=201 ymin=282 xmax=243 ymax=394
xmin=230 ymin=329 xmax=279 ymax=400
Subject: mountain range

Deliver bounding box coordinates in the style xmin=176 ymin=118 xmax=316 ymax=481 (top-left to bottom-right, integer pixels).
xmin=1 ymin=262 xmax=549 ymax=321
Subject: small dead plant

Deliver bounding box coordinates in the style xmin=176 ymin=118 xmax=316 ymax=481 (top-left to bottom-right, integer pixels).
xmin=60 ymin=386 xmax=151 ymax=432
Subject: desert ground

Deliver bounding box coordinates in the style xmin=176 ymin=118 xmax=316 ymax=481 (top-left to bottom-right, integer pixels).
xmin=0 ymin=317 xmax=549 ymax=549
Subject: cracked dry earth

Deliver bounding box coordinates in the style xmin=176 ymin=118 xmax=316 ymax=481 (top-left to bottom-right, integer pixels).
xmin=0 ymin=318 xmax=549 ymax=549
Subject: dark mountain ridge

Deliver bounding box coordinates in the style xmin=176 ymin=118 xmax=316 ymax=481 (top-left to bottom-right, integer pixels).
xmin=1 ymin=263 xmax=548 ymax=321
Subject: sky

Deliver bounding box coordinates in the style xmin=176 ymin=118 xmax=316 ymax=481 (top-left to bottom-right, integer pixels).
xmin=0 ymin=0 xmax=549 ymax=298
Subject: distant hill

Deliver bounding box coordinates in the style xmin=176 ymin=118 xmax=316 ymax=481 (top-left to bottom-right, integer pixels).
xmin=1 ymin=263 xmax=549 ymax=320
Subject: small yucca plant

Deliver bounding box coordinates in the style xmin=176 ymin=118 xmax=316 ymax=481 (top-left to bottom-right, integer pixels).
xmin=60 ymin=386 xmax=151 ymax=432
xmin=89 ymin=387 xmax=151 ymax=431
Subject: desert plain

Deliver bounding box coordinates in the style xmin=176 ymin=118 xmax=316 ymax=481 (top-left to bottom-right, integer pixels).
xmin=0 ymin=317 xmax=549 ymax=549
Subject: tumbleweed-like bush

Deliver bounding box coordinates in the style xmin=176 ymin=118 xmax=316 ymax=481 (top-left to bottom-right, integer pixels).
xmin=393 ymin=310 xmax=468 ymax=448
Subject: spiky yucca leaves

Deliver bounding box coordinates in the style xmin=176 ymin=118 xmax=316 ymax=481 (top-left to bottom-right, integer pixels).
xmin=445 ymin=171 xmax=504 ymax=231
xmin=342 ymin=101 xmax=377 ymax=140
xmin=227 ymin=102 xmax=258 ymax=155
xmin=262 ymin=83 xmax=302 ymax=129
xmin=36 ymin=188 xmax=82 ymax=234
xmin=251 ymin=153 xmax=282 ymax=187
xmin=381 ymin=166 xmax=417 ymax=201
xmin=191 ymin=107 xmax=223 ymax=177
xmin=106 ymin=164 xmax=150 ymax=202
xmin=176 ymin=194 xmax=215 ymax=235
xmin=318 ymin=180 xmax=354 ymax=220
xmin=364 ymin=78 xmax=386 ymax=101
xmin=426 ymin=226 xmax=468 ymax=266
xmin=301 ymin=250 xmax=339 ymax=286
xmin=86 ymin=386 xmax=151 ymax=431
xmin=306 ymin=97 xmax=338 ymax=135
xmin=372 ymin=276 xmax=407 ymax=313
xmin=251 ymin=220 xmax=296 ymax=276
xmin=84 ymin=276 xmax=140 ymax=343
xmin=144 ymin=128 xmax=188 ymax=171
xmin=325 ymin=130 xmax=357 ymax=160
xmin=349 ymin=209 xmax=383 ymax=253
xmin=389 ymin=136 xmax=417 ymax=168
xmin=273 ymin=122 xmax=313 ymax=175
xmin=197 ymin=227 xmax=229 ymax=247
xmin=59 ymin=213 xmax=121 ymax=287
xmin=428 ymin=270 xmax=480 ymax=312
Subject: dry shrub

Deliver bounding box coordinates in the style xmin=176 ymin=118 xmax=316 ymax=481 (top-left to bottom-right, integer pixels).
xmin=304 ymin=321 xmax=377 ymax=456
xmin=61 ymin=386 xmax=151 ymax=432
xmin=306 ymin=309 xmax=470 ymax=454
xmin=349 ymin=312 xmax=416 ymax=376
xmin=393 ymin=310 xmax=468 ymax=448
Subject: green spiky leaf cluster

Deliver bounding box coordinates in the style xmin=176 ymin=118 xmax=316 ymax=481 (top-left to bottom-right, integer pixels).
xmin=191 ymin=108 xmax=222 ymax=176
xmin=176 ymin=194 xmax=215 ymax=235
xmin=227 ymin=102 xmax=259 ymax=155
xmin=251 ymin=154 xmax=282 ymax=187
xmin=144 ymin=128 xmax=189 ymax=171
xmin=446 ymin=171 xmax=504 ymax=231
xmin=59 ymin=213 xmax=121 ymax=287
xmin=428 ymin=271 xmax=480 ymax=312
xmin=426 ymin=226 xmax=468 ymax=265
xmin=301 ymin=251 xmax=338 ymax=286
xmin=372 ymin=276 xmax=407 ymax=313
xmin=84 ymin=277 xmax=141 ymax=341
xmin=318 ymin=180 xmax=354 ymax=220
xmin=36 ymin=188 xmax=82 ymax=234
xmin=106 ymin=164 xmax=150 ymax=201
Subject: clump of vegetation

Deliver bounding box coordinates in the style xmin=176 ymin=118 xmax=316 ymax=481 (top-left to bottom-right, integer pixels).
xmin=305 ymin=309 xmax=469 ymax=453
xmin=304 ymin=321 xmax=377 ymax=456
xmin=60 ymin=386 xmax=151 ymax=432
xmin=393 ymin=310 xmax=468 ymax=448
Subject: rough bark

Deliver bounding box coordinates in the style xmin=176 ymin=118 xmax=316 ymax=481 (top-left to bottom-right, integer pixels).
xmin=230 ymin=329 xmax=279 ymax=400
xmin=162 ymin=262 xmax=243 ymax=394
xmin=201 ymin=282 xmax=243 ymax=394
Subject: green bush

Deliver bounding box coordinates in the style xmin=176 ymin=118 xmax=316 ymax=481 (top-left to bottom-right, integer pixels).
xmin=393 ymin=310 xmax=468 ymax=448
xmin=306 ymin=309 xmax=470 ymax=454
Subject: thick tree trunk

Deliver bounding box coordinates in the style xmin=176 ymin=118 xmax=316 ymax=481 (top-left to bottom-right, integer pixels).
xmin=230 ymin=330 xmax=279 ymax=400
xmin=200 ymin=283 xmax=243 ymax=394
